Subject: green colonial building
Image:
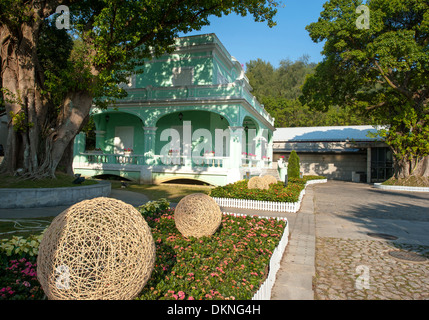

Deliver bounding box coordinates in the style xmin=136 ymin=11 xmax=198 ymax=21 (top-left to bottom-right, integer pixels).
xmin=73 ymin=34 xmax=276 ymax=186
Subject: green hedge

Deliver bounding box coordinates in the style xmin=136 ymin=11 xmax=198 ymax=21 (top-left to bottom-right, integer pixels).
xmin=210 ymin=176 xmax=326 ymax=203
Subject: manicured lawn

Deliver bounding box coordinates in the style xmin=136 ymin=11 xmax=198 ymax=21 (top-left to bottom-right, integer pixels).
xmin=382 ymin=176 xmax=429 ymax=187
xmin=0 ymin=217 xmax=54 ymax=241
xmin=111 ymin=182 xmax=213 ymax=203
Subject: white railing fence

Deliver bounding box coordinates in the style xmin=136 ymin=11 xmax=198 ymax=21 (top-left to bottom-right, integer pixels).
xmin=213 ymin=179 xmax=327 ymax=213
xmin=252 ymin=221 xmax=289 ymax=300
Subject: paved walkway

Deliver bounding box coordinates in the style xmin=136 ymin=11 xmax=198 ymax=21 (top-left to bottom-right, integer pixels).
xmin=312 ymin=181 xmax=429 ymax=300
xmin=271 ymin=180 xmax=429 ymax=300
xmin=270 ymin=186 xmax=316 ymax=300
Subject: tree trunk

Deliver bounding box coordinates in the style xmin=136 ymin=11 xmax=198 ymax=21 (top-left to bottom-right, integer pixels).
xmin=412 ymin=156 xmax=429 ymax=177
xmin=394 ymin=155 xmax=429 ymax=179
xmin=0 ymin=22 xmax=44 ymax=176
xmin=0 ymin=22 xmax=93 ymax=179
xmin=40 ymin=92 xmax=93 ymax=177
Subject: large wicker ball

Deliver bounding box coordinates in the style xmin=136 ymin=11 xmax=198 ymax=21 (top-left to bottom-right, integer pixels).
xmin=174 ymin=193 xmax=222 ymax=238
xmin=247 ymin=176 xmax=269 ymax=190
xmin=37 ymin=197 xmax=156 ymax=300
xmin=261 ymin=175 xmax=278 ymax=185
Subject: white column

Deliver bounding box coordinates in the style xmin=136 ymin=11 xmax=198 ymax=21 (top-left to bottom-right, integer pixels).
xmin=367 ymin=147 xmax=372 ymax=183
xmin=228 ymin=126 xmax=244 ymax=169
xmin=143 ymin=127 xmax=157 ymax=165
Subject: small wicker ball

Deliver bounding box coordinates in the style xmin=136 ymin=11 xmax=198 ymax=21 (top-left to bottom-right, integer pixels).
xmin=37 ymin=197 xmax=156 ymax=300
xmin=261 ymin=175 xmax=278 ymax=185
xmin=174 ymin=193 xmax=222 ymax=238
xmin=247 ymin=176 xmax=269 ymax=190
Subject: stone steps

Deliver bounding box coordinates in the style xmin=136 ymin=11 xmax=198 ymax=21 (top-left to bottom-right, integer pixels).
xmin=260 ymin=168 xmax=281 ymax=181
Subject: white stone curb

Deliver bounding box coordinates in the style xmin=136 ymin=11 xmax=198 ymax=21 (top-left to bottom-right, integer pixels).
xmin=0 ymin=181 xmax=112 ymax=208
xmin=374 ymin=183 xmax=429 ymax=193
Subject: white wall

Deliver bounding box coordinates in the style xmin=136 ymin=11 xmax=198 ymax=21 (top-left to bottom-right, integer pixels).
xmin=274 ymin=152 xmax=367 ymax=181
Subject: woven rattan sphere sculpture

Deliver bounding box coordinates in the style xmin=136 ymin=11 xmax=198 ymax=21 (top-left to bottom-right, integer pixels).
xmin=174 ymin=193 xmax=222 ymax=238
xmin=37 ymin=197 xmax=156 ymax=300
xmin=261 ymin=175 xmax=278 ymax=185
xmin=247 ymin=176 xmax=269 ymax=190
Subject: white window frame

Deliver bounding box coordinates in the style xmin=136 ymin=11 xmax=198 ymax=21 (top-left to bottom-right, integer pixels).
xmin=172 ymin=67 xmax=194 ymax=86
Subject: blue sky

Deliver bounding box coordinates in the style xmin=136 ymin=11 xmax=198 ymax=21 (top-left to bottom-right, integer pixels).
xmin=181 ymin=0 xmax=328 ymax=69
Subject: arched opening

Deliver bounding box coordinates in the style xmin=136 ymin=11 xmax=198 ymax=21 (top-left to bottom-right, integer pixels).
xmin=155 ymin=110 xmax=230 ymax=161
xmin=92 ymin=111 xmax=145 ymax=154
xmin=93 ymin=174 xmax=132 ymax=182
xmin=161 ymin=178 xmax=212 ymax=186
xmin=242 ymin=116 xmax=259 ymax=157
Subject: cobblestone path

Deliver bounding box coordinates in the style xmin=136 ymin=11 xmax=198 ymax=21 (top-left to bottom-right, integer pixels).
xmin=312 ymin=181 xmax=429 ymax=300
xmin=314 ymin=238 xmax=429 ymax=300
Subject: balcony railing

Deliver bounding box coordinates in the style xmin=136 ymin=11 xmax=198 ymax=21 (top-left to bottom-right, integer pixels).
xmin=152 ymin=154 xmax=228 ymax=168
xmin=79 ymin=152 xmax=272 ymax=169
xmin=83 ymin=152 xmax=145 ymax=165
xmin=120 ymin=83 xmax=275 ymax=126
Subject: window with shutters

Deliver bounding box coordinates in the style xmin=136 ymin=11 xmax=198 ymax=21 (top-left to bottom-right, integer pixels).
xmin=172 ymin=67 xmax=193 ymax=86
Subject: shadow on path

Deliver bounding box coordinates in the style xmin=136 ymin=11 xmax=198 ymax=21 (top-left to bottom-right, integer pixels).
xmin=313 ymin=180 xmax=429 ymax=252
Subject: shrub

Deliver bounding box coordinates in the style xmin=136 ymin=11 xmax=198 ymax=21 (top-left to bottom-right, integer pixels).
xmin=210 ymin=175 xmax=326 ymax=203
xmin=287 ymin=150 xmax=300 ymax=179
xmin=0 ymin=235 xmax=46 ymax=300
xmin=0 ymin=234 xmax=44 ymax=258
xmin=138 ymin=198 xmax=170 ymax=215
xmin=302 ymin=175 xmax=326 ymax=182
xmin=211 ymin=180 xmax=304 ymax=203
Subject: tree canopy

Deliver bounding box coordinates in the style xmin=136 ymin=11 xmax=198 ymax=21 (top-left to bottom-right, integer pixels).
xmin=0 ymin=0 xmax=279 ymax=178
xmin=300 ymin=0 xmax=429 ymax=178
xmin=245 ymin=56 xmax=375 ymax=127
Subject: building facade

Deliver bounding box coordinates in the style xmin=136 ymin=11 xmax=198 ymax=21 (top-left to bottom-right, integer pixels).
xmin=273 ymin=126 xmax=393 ymax=183
xmin=72 ymin=34 xmax=275 ymax=186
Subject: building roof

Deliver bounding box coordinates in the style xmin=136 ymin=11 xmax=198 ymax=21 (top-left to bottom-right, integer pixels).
xmin=273 ymin=125 xmax=384 ymax=142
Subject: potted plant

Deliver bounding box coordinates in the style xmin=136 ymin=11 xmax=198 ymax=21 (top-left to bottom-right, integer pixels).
xmin=204 ymin=150 xmax=215 ymax=158
xmin=124 ymin=148 xmax=133 ymax=156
